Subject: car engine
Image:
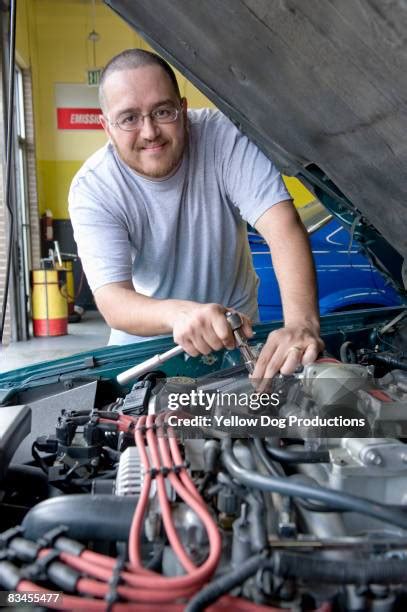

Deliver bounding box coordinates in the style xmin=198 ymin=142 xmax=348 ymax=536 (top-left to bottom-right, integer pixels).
xmin=2 ymin=314 xmax=407 ymax=611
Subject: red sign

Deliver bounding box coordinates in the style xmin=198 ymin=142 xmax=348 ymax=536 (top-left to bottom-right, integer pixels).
xmin=57 ymin=107 xmax=103 ymax=130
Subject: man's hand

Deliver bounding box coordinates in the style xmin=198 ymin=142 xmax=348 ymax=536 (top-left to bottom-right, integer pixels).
xmin=251 ymin=323 xmax=324 ymax=391
xmin=94 ymin=282 xmax=253 ymax=355
xmin=172 ymin=303 xmax=253 ymax=356
xmin=253 ymin=202 xmax=324 ymax=389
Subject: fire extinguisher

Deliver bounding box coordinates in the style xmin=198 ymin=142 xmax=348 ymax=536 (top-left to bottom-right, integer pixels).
xmin=41 ymin=209 xmax=54 ymax=257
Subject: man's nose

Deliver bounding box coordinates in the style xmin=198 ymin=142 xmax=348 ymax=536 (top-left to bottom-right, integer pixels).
xmin=139 ymin=115 xmax=160 ymax=140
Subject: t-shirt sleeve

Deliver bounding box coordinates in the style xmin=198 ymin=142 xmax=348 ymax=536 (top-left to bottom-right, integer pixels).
xmin=220 ymin=116 xmax=292 ymax=226
xmin=68 ymin=177 xmax=133 ymax=293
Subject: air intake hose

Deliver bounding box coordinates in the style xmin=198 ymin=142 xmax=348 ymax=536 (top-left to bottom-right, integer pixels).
xmin=22 ymin=494 xmax=137 ymax=542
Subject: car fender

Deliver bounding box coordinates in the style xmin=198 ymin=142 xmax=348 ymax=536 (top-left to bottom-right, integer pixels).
xmin=319 ymin=287 xmax=402 ymax=314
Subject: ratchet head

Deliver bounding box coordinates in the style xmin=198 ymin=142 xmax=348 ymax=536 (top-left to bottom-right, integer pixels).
xmin=225 ymin=311 xmax=257 ymax=374
xmin=225 ymin=311 xmax=244 ymax=331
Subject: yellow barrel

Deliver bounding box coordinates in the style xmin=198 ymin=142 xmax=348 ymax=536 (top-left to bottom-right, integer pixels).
xmin=31 ymin=269 xmax=68 ymax=337
xmin=56 ymin=260 xmax=75 ymax=314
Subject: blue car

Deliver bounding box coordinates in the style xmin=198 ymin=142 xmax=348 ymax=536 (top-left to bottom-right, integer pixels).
xmin=249 ymin=200 xmax=405 ymax=322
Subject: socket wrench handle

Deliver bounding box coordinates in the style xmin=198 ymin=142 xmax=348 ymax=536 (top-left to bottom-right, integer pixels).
xmin=117 ymin=344 xmax=184 ymax=384
xmin=118 ymin=312 xmax=254 ymax=385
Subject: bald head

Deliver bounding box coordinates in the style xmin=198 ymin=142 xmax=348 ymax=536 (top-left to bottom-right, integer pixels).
xmin=99 ymin=48 xmax=181 ymax=113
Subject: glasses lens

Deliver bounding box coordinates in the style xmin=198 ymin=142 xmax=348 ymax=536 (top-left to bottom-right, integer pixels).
xmin=152 ymin=107 xmax=179 ymax=124
xmin=118 ymin=114 xmax=141 ymax=131
xmin=116 ymin=107 xmax=179 ymax=131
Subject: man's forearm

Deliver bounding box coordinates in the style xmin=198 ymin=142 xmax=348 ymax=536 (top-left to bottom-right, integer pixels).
xmin=253 ymin=202 xmax=324 ymax=382
xmin=255 ymin=201 xmax=320 ymax=331
xmin=93 ymin=281 xmax=251 ymax=356
xmin=273 ymin=219 xmax=320 ymax=329
xmin=94 ymin=282 xmax=194 ymax=336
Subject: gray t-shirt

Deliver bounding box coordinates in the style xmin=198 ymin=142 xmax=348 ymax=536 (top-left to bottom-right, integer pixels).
xmin=69 ymin=109 xmax=290 ymax=345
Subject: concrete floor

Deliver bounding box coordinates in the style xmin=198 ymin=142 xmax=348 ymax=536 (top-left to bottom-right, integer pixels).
xmin=0 ymin=310 xmax=110 ymax=373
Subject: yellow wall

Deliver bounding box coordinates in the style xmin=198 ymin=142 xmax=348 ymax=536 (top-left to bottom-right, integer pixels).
xmin=283 ymin=177 xmax=314 ymax=208
xmin=17 ymin=0 xmax=312 ymax=219
xmin=16 ymin=0 xmax=30 ymax=68
xmin=16 ymin=0 xmax=215 ymax=219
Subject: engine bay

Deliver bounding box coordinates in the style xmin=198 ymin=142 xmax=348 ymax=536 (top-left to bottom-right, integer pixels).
xmin=2 ymin=310 xmax=407 ymax=611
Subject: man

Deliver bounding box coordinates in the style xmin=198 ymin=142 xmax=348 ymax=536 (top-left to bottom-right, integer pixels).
xmin=69 ymin=49 xmax=324 ymax=385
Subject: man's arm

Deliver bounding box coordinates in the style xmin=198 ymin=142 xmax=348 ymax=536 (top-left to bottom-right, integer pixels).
xmin=94 ymin=281 xmax=252 ymax=355
xmin=252 ymin=200 xmax=324 ymax=386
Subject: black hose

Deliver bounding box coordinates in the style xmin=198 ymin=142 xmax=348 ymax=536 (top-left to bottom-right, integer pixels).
xmin=274 ymin=551 xmax=407 ymax=584
xmin=340 ymin=341 xmax=356 ymax=364
xmin=0 ymin=0 xmax=17 ymax=343
xmin=286 ymin=473 xmax=346 ymax=513
xmin=253 ymin=441 xmax=344 ymax=513
xmin=185 ymin=552 xmax=267 ymax=612
xmin=296 ymin=496 xmax=407 ymax=515
xmin=366 ymin=353 xmax=407 ymax=372
xmin=295 ymin=497 xmax=345 ymax=513
xmin=222 ymin=439 xmax=407 ymax=530
xmin=251 ymin=438 xmax=285 ymax=476
xmin=263 ymin=441 xmax=330 ymax=464
xmin=23 ymin=495 xmax=138 ymax=541
xmin=186 ymin=549 xmax=407 ymax=611
xmin=254 ymin=441 xmax=344 ymax=515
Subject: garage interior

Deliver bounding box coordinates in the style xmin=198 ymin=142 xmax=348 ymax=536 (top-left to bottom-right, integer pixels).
xmin=0 ymin=0 xmax=311 ymax=372
xmin=2 ymin=2 xmax=407 ymax=609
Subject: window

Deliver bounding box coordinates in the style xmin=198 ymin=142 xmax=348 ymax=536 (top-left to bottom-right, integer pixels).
xmin=12 ymin=65 xmax=31 ymax=339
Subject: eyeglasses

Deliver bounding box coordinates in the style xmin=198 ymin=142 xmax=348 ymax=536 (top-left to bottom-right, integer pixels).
xmin=109 ymin=106 xmax=181 ymax=132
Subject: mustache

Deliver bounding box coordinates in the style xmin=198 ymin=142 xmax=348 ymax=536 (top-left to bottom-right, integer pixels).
xmin=138 ymin=139 xmax=167 ymax=150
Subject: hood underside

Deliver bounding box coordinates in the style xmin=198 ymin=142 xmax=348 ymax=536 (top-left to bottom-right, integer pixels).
xmin=105 ymin=0 xmax=407 ymax=262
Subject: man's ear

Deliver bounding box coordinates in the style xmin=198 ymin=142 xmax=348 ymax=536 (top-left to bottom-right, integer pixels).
xmin=181 ymin=97 xmax=188 ymax=121
xmin=99 ymin=114 xmax=111 ymax=138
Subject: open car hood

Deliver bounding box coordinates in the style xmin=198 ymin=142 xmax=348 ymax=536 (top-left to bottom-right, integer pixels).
xmin=105 ymin=0 xmax=407 ymax=291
